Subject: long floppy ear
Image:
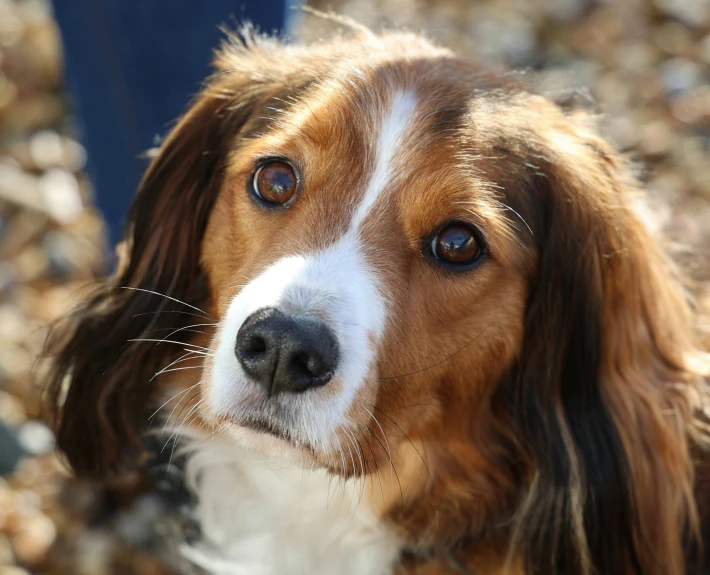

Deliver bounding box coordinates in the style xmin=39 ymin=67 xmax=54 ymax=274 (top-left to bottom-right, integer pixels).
xmin=507 ymin=98 xmax=709 ymax=575
xmin=43 ymin=33 xmax=291 ymax=478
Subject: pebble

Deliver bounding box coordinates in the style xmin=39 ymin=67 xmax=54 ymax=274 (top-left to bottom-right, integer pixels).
xmin=0 ymin=263 xmax=18 ymax=293
xmin=596 ymin=72 xmax=633 ymax=112
xmin=660 ymin=58 xmax=706 ymax=98
xmin=0 ymin=73 xmax=18 ymax=111
xmin=0 ymin=422 xmax=24 ymax=476
xmin=0 ymin=160 xmax=44 ymax=212
xmin=543 ymin=0 xmax=588 ymax=22
xmin=13 ymin=244 xmax=49 ymax=282
xmin=0 ymin=94 xmax=65 ymax=134
xmin=0 ymin=568 xmax=31 ymax=575
xmin=28 ymin=130 xmax=63 ymax=170
xmin=38 ymin=168 xmax=84 ymax=224
xmin=0 ymin=211 xmax=48 ymax=260
xmin=0 ymin=344 xmax=32 ymax=384
xmin=0 ymin=393 xmax=27 ymax=428
xmin=638 ymin=120 xmax=675 ymax=157
xmin=16 ymin=421 xmax=55 ymax=456
xmin=654 ymin=22 xmax=696 ymax=57
xmin=26 ymin=131 xmax=88 ymax=172
xmin=0 ymin=9 xmax=24 ymax=48
xmin=655 ymin=0 xmax=710 ymax=28
xmin=670 ymin=86 xmax=710 ymax=124
xmin=468 ymin=13 xmax=536 ymax=64
xmin=62 ymin=138 xmax=88 ymax=172
xmin=700 ymin=34 xmax=710 ymax=64
xmin=42 ymin=230 xmax=83 ymax=278
xmin=0 ymin=307 xmax=28 ymax=345
xmin=0 ymin=534 xmax=14 ymax=566
xmin=10 ymin=511 xmax=57 ymax=565
xmin=616 ymin=42 xmax=658 ymax=75
xmin=605 ymin=115 xmax=638 ymax=150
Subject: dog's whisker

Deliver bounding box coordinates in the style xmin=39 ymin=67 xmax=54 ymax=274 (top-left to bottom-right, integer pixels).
xmin=364 ymin=425 xmax=403 ymax=510
xmin=363 ymin=406 xmax=392 ymax=464
xmin=372 ymin=405 xmax=434 ymax=487
xmin=182 ymin=347 xmax=213 ymax=356
xmin=117 ymin=286 xmax=213 ymax=318
xmin=173 ymin=389 xmax=203 ymax=427
xmin=341 ymin=433 xmax=359 ymax=515
xmin=128 ymin=338 xmax=214 ymax=354
xmin=161 ymin=379 xmax=202 ymax=434
xmin=358 ymin=423 xmax=386 ymax=507
xmin=148 ymin=379 xmax=203 ymax=421
xmin=166 ymin=400 xmax=205 ymax=470
xmin=151 ymin=350 xmax=202 ymax=380
xmin=179 ymin=398 xmax=205 ymax=428
xmin=158 ymin=323 xmax=219 ymax=342
xmin=332 ymin=440 xmax=347 ymax=512
xmin=378 ymin=323 xmax=494 ymax=381
xmin=161 ymin=392 xmax=203 ymax=456
xmin=356 ymin=436 xmax=369 ymax=504
xmin=153 ymin=365 xmax=204 ymax=378
xmin=342 ymin=427 xmax=366 ymax=513
xmin=147 ymin=328 xmax=212 ymax=339
xmin=133 ymin=310 xmax=214 ymax=320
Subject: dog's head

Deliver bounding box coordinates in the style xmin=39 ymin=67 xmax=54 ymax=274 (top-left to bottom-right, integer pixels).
xmin=46 ymin=29 xmax=708 ymax=575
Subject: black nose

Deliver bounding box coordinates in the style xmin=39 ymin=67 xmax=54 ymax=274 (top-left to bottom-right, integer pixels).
xmin=235 ymin=308 xmax=339 ymax=396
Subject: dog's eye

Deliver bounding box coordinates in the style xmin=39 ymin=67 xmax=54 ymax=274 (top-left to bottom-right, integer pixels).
xmin=252 ymin=160 xmax=298 ymax=205
xmin=431 ymin=223 xmax=483 ymax=266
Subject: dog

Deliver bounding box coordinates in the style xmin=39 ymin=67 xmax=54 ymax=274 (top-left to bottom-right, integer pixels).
xmin=45 ymin=25 xmax=710 ymax=575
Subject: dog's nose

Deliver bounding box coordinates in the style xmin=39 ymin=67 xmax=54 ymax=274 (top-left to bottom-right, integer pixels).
xmin=235 ymin=308 xmax=339 ymax=396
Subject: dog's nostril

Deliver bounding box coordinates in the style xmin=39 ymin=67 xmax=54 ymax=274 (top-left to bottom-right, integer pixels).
xmin=244 ymin=335 xmax=266 ymax=354
xmin=293 ymin=352 xmax=329 ymax=378
xmin=293 ymin=352 xmax=311 ymax=374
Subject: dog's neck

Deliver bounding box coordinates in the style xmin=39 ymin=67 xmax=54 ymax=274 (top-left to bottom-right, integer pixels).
xmin=153 ymin=436 xmax=522 ymax=575
xmin=179 ymin=440 xmax=401 ymax=575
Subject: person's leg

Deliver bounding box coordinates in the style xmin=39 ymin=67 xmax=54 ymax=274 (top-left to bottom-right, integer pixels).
xmin=53 ymin=0 xmax=292 ymax=246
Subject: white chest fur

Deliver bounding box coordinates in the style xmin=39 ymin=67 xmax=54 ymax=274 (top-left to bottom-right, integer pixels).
xmin=180 ymin=443 xmax=402 ymax=575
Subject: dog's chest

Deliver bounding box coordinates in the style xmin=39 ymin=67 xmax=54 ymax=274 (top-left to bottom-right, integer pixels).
xmin=182 ymin=447 xmax=402 ymax=575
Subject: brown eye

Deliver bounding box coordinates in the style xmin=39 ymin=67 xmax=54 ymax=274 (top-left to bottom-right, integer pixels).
xmin=253 ymin=160 xmax=298 ymax=205
xmin=431 ymin=223 xmax=483 ymax=267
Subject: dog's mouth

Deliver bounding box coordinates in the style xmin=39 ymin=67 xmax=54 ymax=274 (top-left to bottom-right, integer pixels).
xmin=240 ymin=415 xmax=293 ymax=441
xmin=212 ymin=407 xmax=363 ymax=477
xmin=225 ymin=413 xmax=320 ymax=457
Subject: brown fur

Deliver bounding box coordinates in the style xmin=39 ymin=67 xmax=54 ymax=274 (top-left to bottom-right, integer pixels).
xmin=44 ymin=27 xmax=710 ymax=574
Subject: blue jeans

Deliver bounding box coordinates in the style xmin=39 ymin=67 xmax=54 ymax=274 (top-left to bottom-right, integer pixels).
xmin=53 ymin=0 xmax=293 ymax=245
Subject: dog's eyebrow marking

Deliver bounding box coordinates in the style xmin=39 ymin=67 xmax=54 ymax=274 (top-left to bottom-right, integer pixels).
xmin=351 ymin=90 xmax=418 ymax=229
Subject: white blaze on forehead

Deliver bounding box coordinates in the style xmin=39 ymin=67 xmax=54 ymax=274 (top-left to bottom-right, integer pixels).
xmin=351 ymin=90 xmax=418 ymax=229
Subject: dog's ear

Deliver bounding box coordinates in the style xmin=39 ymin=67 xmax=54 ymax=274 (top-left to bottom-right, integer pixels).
xmin=43 ymin=33 xmax=294 ymax=479
xmin=507 ymin=97 xmax=708 ymax=575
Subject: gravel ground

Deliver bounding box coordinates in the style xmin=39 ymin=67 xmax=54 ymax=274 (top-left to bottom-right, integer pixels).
xmin=0 ymin=0 xmax=708 ymax=572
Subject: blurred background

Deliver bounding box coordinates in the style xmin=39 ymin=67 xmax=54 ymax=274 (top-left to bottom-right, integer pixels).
xmin=0 ymin=0 xmax=708 ymax=572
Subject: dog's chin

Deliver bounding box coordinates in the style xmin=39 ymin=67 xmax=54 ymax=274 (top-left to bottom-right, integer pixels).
xmin=214 ymin=416 xmax=333 ymax=470
xmin=213 ymin=417 xmax=356 ymax=477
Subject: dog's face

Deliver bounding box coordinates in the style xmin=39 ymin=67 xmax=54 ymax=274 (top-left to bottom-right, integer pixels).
xmin=46 ymin=30 xmax=707 ymax=575
xmin=201 ymin=62 xmax=528 ymax=468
